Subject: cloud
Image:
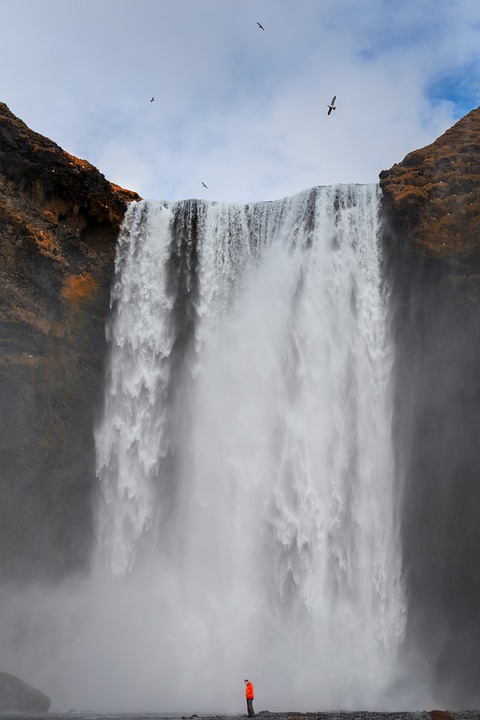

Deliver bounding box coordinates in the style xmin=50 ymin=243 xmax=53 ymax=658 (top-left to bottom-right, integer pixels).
xmin=0 ymin=0 xmax=479 ymax=201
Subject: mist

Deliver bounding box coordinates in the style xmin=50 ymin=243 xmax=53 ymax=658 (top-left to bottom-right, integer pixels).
xmin=0 ymin=186 xmax=412 ymax=713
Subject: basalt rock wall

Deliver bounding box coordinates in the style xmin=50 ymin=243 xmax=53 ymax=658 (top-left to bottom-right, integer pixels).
xmin=380 ymin=107 xmax=480 ymax=706
xmin=0 ymin=102 xmax=139 ymax=580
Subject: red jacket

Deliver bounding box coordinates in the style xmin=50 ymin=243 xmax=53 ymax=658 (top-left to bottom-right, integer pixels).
xmin=245 ymin=682 xmax=254 ymax=699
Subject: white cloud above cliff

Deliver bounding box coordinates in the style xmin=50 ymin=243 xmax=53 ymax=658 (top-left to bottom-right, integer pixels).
xmin=0 ymin=0 xmax=479 ymax=202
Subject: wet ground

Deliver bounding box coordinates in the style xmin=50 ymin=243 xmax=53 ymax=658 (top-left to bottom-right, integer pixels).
xmin=0 ymin=711 xmax=479 ymax=720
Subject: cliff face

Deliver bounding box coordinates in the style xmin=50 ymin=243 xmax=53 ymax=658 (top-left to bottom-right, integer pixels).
xmin=381 ymin=107 xmax=480 ymax=260
xmin=0 ymin=102 xmax=139 ymax=580
xmin=380 ymin=107 xmax=480 ymax=706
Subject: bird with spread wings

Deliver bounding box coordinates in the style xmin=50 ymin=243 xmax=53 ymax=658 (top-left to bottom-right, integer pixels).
xmin=327 ymin=96 xmax=336 ymax=115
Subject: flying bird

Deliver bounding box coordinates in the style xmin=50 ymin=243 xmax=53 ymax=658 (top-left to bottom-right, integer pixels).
xmin=151 ymin=97 xmax=155 ymax=102
xmin=257 ymin=22 xmax=264 ymax=30
xmin=327 ymin=96 xmax=336 ymax=115
xmin=201 ymin=182 xmax=208 ymax=189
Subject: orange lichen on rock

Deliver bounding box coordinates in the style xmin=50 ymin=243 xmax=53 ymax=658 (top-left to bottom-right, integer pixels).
xmin=62 ymin=272 xmax=99 ymax=302
xmin=42 ymin=209 xmax=56 ymax=223
xmin=64 ymin=151 xmax=92 ymax=170
xmin=25 ymin=221 xmax=64 ymax=259
xmin=429 ymin=711 xmax=454 ymax=720
xmin=110 ymin=182 xmax=141 ymax=204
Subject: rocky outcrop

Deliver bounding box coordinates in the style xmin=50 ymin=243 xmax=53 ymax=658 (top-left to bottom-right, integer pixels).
xmin=380 ymin=107 xmax=480 ymax=706
xmin=0 ymin=672 xmax=51 ymax=711
xmin=380 ymin=106 xmax=480 ymax=262
xmin=0 ymin=102 xmax=139 ymax=580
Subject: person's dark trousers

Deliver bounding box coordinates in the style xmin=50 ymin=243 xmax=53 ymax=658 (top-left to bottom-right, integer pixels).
xmin=247 ymin=699 xmax=255 ymax=717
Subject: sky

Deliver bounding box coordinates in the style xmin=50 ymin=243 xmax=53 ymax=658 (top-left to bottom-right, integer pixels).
xmin=0 ymin=0 xmax=479 ymax=203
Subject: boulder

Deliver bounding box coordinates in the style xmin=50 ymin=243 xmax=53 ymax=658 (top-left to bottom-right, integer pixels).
xmin=0 ymin=671 xmax=51 ymax=711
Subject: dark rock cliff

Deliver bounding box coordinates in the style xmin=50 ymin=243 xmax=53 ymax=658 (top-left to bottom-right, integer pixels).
xmin=380 ymin=107 xmax=480 ymax=706
xmin=0 ymin=102 xmax=139 ymax=580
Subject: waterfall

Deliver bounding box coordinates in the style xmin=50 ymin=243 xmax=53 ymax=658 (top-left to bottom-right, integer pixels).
xmin=94 ymin=185 xmax=406 ymax=712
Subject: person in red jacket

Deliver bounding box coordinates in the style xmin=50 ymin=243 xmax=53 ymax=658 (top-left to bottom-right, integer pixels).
xmin=244 ymin=679 xmax=255 ymax=717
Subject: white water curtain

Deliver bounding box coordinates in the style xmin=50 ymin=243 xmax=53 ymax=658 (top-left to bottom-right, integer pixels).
xmin=94 ymin=185 xmax=406 ymax=712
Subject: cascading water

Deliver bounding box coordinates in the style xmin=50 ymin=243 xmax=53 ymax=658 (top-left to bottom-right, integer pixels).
xmin=94 ymin=185 xmax=406 ymax=712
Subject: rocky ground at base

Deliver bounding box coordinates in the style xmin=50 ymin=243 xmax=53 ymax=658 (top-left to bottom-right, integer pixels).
xmin=0 ymin=711 xmax=477 ymax=720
